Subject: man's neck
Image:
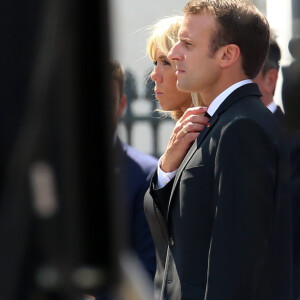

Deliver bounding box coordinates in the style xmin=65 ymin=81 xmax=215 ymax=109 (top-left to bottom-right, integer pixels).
xmin=202 ymin=73 xmax=249 ymax=107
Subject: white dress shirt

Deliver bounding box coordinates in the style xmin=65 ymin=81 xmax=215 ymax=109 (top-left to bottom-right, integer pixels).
xmin=267 ymin=101 xmax=277 ymax=113
xmin=156 ymin=79 xmax=253 ymax=188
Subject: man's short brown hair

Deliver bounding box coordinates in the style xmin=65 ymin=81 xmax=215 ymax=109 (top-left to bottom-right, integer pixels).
xmin=184 ymin=0 xmax=270 ymax=78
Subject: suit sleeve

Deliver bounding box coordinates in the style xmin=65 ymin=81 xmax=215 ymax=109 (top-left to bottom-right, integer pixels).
xmin=149 ymin=171 xmax=175 ymax=221
xmin=205 ymin=118 xmax=277 ymax=300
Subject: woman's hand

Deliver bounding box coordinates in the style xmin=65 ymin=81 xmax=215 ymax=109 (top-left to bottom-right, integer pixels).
xmin=161 ymin=106 xmax=210 ymax=172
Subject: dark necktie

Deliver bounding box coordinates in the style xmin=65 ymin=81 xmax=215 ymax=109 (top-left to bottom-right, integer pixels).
xmin=204 ymin=112 xmax=211 ymax=127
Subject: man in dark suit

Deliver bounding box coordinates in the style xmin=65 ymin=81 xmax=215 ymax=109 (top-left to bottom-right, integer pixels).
xmin=144 ymin=1 xmax=292 ymax=299
xmin=253 ymin=37 xmax=285 ymax=124
xmin=111 ymin=61 xmax=157 ymax=279
xmin=253 ymin=38 xmax=300 ymax=300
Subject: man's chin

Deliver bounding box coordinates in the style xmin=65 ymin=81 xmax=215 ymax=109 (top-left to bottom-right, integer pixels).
xmin=176 ymin=81 xmax=191 ymax=93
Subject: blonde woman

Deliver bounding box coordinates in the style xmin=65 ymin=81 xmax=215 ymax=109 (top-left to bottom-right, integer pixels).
xmin=144 ymin=16 xmax=209 ymax=299
xmin=146 ymin=15 xmax=209 ymax=175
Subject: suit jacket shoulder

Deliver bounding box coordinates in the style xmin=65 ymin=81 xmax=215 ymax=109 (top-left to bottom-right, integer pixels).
xmin=122 ymin=140 xmax=158 ymax=176
xmin=114 ymin=137 xmax=157 ymax=278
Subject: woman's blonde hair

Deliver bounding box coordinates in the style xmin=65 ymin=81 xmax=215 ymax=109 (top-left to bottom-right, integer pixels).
xmin=147 ymin=16 xmax=183 ymax=62
xmin=146 ymin=16 xmax=205 ymax=120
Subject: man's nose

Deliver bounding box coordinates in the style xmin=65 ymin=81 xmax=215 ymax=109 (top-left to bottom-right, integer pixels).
xmin=168 ymin=41 xmax=181 ymax=61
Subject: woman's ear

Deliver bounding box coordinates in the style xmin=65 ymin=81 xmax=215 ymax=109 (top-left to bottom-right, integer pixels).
xmin=219 ymin=44 xmax=240 ymax=68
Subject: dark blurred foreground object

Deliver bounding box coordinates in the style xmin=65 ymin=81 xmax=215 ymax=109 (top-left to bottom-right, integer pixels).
xmin=282 ymin=36 xmax=300 ymax=131
xmin=0 ymin=0 xmax=120 ymax=299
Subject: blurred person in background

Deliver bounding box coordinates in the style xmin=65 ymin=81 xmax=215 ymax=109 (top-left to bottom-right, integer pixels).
xmin=253 ymin=36 xmax=285 ymax=124
xmin=144 ymin=15 xmax=210 ymax=299
xmin=110 ymin=60 xmax=157 ymax=279
xmin=282 ymin=42 xmax=300 ymax=299
xmin=282 ymin=36 xmax=300 ymax=131
xmin=254 ymin=36 xmax=300 ymax=300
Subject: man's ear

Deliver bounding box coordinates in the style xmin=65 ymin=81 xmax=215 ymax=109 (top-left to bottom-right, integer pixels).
xmin=219 ymin=44 xmax=240 ymax=68
xmin=266 ymin=69 xmax=278 ymax=93
xmin=119 ymin=94 xmax=127 ymax=117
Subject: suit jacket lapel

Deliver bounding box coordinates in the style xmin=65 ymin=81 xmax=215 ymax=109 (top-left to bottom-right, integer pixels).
xmin=167 ymin=114 xmax=219 ymax=219
xmin=166 ymin=83 xmax=261 ymax=220
xmin=214 ymin=83 xmax=261 ymax=115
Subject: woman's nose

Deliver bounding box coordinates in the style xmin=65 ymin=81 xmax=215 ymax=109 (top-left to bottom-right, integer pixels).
xmin=151 ymin=67 xmax=162 ymax=82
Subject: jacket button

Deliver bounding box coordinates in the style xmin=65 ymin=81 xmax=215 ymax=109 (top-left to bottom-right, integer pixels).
xmin=169 ymin=237 xmax=175 ymax=246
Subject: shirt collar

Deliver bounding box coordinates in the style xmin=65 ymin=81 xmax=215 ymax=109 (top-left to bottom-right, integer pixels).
xmin=267 ymin=101 xmax=277 ymax=113
xmin=207 ymin=79 xmax=253 ymax=117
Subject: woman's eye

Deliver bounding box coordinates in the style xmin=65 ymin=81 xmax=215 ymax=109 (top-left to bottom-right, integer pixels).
xmin=162 ymin=59 xmax=171 ymax=66
xmin=153 ymin=60 xmax=157 ymax=66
